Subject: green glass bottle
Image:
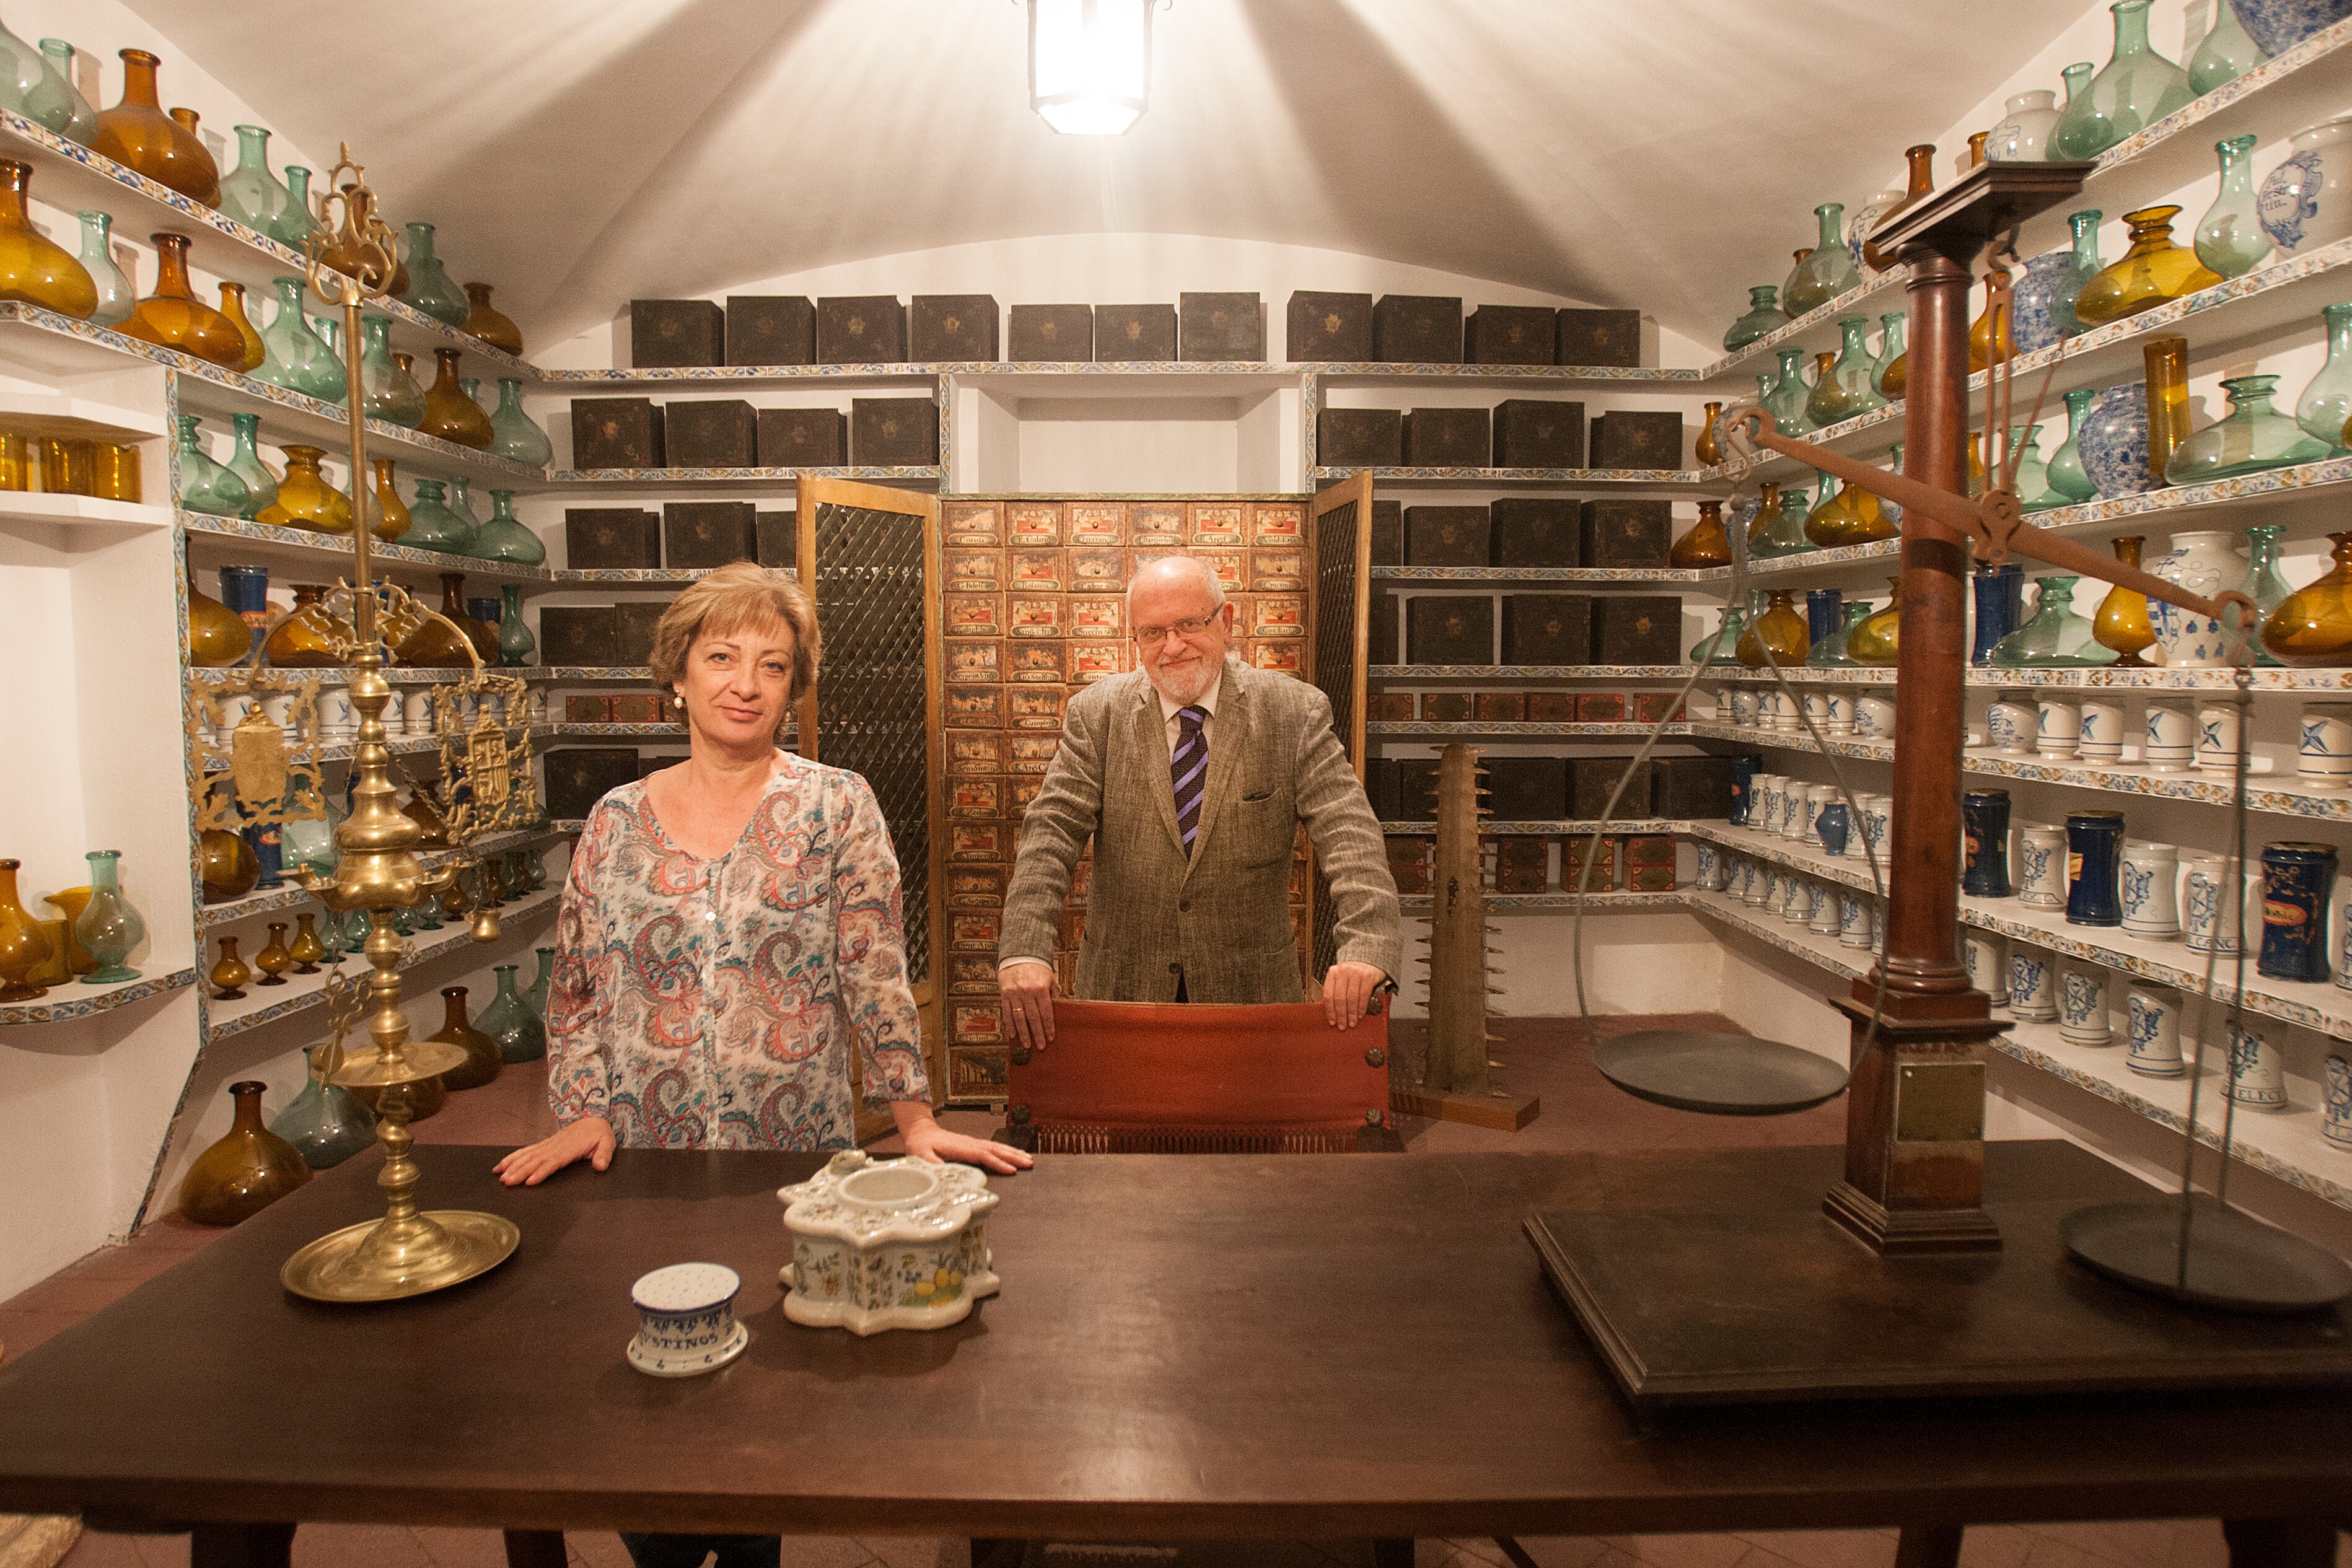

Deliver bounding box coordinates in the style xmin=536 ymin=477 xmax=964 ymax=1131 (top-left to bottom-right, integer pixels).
xmin=1762 ymin=348 xmax=1815 ymax=436
xmin=524 ymin=946 xmax=556 ymax=1022
xmin=476 ymin=964 xmax=546 ymax=1063
xmin=470 ymin=488 xmax=545 ymax=564
xmin=1724 ymin=286 xmax=1789 ymax=351
xmin=447 ymin=476 xmax=486 ymax=553
xmin=2053 ymin=2 xmax=2193 ymax=160
xmin=2244 ymin=523 xmax=2293 ymax=667
xmin=2195 ymin=134 xmax=2273 ymax=279
xmin=402 ymin=478 xmax=472 ymax=553
xmin=216 ymin=125 xmax=291 ymax=239
xmin=2188 ymin=0 xmax=2263 ymax=95
xmin=26 ymin=39 xmax=94 ymax=146
xmin=2053 ymin=210 xmax=2105 ymax=340
xmin=276 ymin=165 xmax=323 ymax=252
xmin=2045 ymin=389 xmax=2101 ymax=502
xmin=2165 ymin=374 xmax=2330 ymax=484
xmin=1783 ymin=203 xmax=1860 ymax=317
xmin=1991 ymin=576 xmax=2113 ymax=665
xmin=1871 ymin=312 xmax=1907 ymax=398
xmin=2005 ymin=424 xmax=2052 ymax=507
xmin=488 ymin=377 xmax=554 ymax=466
xmin=397 ymin=221 xmax=470 ymax=326
xmin=1812 ymin=601 xmax=1874 ymax=668
xmin=358 ymin=315 xmax=427 ymax=427
xmin=174 ymin=416 xmax=250 ymax=517
xmin=499 ymin=582 xmax=536 ymax=666
xmin=2296 ymin=302 xmax=2352 ymax=449
xmin=74 ymin=850 xmax=143 ymax=983
xmin=76 ymin=210 xmax=133 ymax=327
xmin=255 ymin=277 xmax=344 ymax=401
xmin=1752 ymin=483 xmax=1813 ymax=557
xmin=224 ymin=412 xmax=278 ymax=520
xmin=1807 ymin=315 xmax=1888 ymax=427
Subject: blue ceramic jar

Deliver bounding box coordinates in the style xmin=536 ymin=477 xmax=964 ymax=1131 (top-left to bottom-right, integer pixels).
xmin=1728 ymin=753 xmax=1762 ymax=826
xmin=2065 ymin=811 xmax=2126 ymax=926
xmin=2234 ymin=0 xmax=2352 ymax=57
xmin=1971 ymin=562 xmax=2024 ymax=664
xmin=2077 ymin=382 xmax=2161 ymax=499
xmin=2259 ymin=841 xmax=2337 ymax=983
xmin=2009 ymin=248 xmax=2081 ymax=354
xmin=1962 ymin=789 xmax=2013 ymax=897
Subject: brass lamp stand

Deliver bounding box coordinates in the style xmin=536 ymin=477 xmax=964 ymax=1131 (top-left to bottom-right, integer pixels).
xmin=278 ymin=147 xmax=519 ymax=1303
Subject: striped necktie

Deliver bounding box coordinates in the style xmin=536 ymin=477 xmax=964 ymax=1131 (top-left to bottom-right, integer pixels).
xmin=1171 ymin=704 xmax=1209 ymax=854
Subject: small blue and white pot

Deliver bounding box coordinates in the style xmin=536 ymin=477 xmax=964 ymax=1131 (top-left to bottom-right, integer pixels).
xmin=2076 ymin=382 xmax=2160 ymax=499
xmin=2126 ymin=984 xmax=2183 ymax=1077
xmin=2324 ymin=1052 xmax=2352 ymax=1146
xmin=2227 ymin=1022 xmax=2288 ymax=1109
xmin=2059 ymin=963 xmax=2113 ymax=1046
xmin=2257 ymin=114 xmax=2352 ymax=254
xmin=1693 ymin=841 xmax=1722 ymax=891
xmin=2234 ymin=0 xmax=2352 ymax=56
xmin=2120 ymin=840 xmax=2180 ymax=939
xmin=1839 ymin=890 xmax=1876 ymax=950
xmin=628 ymin=1263 xmax=746 ymax=1378
xmin=2009 ymin=946 xmax=2060 ymax=1021
xmin=2299 ymin=701 xmax=2352 ymax=789
xmin=1964 ymin=929 xmax=2010 ymax=1005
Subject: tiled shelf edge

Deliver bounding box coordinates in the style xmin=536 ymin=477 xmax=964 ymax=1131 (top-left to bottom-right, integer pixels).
xmin=0 ymin=968 xmax=198 ymax=1026
xmin=546 ymin=568 xmax=719 ymax=583
xmin=1692 ymin=822 xmax=2352 ymax=1039
xmin=201 ymin=725 xmax=558 ymax=773
xmin=195 ymin=825 xmax=569 ymax=929
xmin=1314 ymin=465 xmax=1713 ymax=486
xmin=548 ymin=465 xmax=941 ymax=484
xmin=182 ymin=512 xmax=556 ymax=580
xmin=1395 ymin=890 xmax=1684 ymax=912
xmin=1371 ymin=720 xmax=1697 ymax=738
xmin=1685 ymin=888 xmax=2352 ymax=1214
xmin=1371 ymin=665 xmax=1696 ymax=680
xmin=537 ymin=667 xmax=655 ymax=681
xmin=1684 ymin=718 xmax=2352 ymax=820
xmin=537 ymin=361 xmax=1709 ymax=385
xmin=1703 ymin=665 xmax=2352 ymax=691
xmin=0 ymin=107 xmax=537 ymax=377
xmin=189 ymin=666 xmax=572 ymax=686
xmin=203 ymin=887 xmax=561 ymax=1040
xmin=1379 ymin=819 xmax=1688 ymax=836
xmin=1372 ymin=566 xmax=1719 ymax=583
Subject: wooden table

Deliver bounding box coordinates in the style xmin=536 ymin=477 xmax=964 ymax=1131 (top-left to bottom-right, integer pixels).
xmin=0 ymin=1142 xmax=2346 ymax=1567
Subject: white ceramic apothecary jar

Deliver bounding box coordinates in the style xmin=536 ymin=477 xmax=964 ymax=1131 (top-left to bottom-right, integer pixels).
xmin=778 ymin=1150 xmax=1000 ymax=1336
xmin=2148 ymin=530 xmax=2245 ymax=667
xmin=2259 ymin=114 xmax=2352 ymax=255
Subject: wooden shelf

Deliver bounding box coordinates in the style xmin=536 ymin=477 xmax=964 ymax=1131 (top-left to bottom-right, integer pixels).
xmin=0 ymin=968 xmax=196 ymax=1026
xmin=0 ymin=390 xmax=165 ymax=442
xmin=1371 ymin=720 xmax=1690 ymax=738
xmin=1372 ymin=566 xmax=1718 ymax=583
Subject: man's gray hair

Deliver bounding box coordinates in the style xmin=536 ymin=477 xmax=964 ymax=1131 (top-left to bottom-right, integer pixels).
xmin=1125 ymin=553 xmax=1228 ymax=611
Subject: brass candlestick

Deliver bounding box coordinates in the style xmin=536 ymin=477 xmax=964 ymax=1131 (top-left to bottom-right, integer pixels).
xmin=280 ymin=146 xmax=519 ymax=1304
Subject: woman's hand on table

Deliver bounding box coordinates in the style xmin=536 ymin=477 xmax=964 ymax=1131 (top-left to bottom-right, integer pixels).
xmin=893 ymin=1104 xmax=1033 ymax=1173
xmin=493 ymin=1116 xmax=615 ymax=1186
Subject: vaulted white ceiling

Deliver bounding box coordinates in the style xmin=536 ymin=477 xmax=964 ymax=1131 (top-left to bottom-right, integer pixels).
xmin=128 ymin=0 xmax=2077 ymax=354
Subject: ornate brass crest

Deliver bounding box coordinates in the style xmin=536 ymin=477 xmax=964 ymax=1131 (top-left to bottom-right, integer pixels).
xmin=190 ymin=670 xmax=327 ymax=831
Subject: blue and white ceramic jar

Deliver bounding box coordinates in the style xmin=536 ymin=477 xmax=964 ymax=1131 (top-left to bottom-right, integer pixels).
xmin=2076 ymin=381 xmax=2160 ymax=499
xmin=1964 ymin=929 xmax=2010 ymax=1005
xmin=2184 ymin=852 xmax=2248 ymax=954
xmin=1817 ymin=801 xmax=1851 ymax=857
xmin=2257 ymin=114 xmax=2352 ymax=255
xmin=2059 ymin=963 xmax=2113 ymax=1046
xmin=2258 ymin=840 xmax=2336 ymax=983
xmin=2126 ymin=983 xmax=2183 ymax=1077
xmin=1987 ymin=690 xmax=2038 ymax=756
xmin=2009 ymin=247 xmax=2084 ymax=353
xmin=2019 ymin=825 xmax=2069 ymax=909
xmin=2120 ymin=839 xmax=2181 ymax=938
xmin=1839 ymin=889 xmax=1876 ymax=950
xmin=1859 ymin=793 xmax=1892 ymax=857
xmin=2010 ymin=945 xmax=2060 ymax=1021
xmin=2324 ymin=1052 xmax=2352 ymax=1145
xmin=2144 ymin=700 xmax=2196 ymax=773
xmin=2066 ymin=812 xmax=2126 ymax=927
xmin=2148 ymin=530 xmax=2245 ymax=668
xmin=1693 ymin=841 xmax=1721 ymax=891
xmin=1986 ymin=89 xmax=2061 ymax=165
xmin=2297 ymin=701 xmax=2352 ymax=789
xmin=2227 ymin=1022 xmax=2288 ymax=1108
xmin=2234 ymin=0 xmax=2352 ymax=56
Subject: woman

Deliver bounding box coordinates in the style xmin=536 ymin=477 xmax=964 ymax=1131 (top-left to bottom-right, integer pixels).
xmin=496 ymin=560 xmax=1028 ymax=1186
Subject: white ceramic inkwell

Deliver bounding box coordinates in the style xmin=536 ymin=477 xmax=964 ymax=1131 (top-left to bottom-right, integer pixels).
xmin=778 ymin=1150 xmax=999 ymax=1336
xmin=628 ymin=1262 xmax=748 ymax=1378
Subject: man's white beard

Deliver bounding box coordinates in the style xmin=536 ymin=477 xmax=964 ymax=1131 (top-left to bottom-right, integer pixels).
xmin=1150 ymin=651 xmax=1220 ymax=706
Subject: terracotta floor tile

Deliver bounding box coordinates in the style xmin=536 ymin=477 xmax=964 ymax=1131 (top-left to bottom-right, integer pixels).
xmin=567 ymin=1531 xmax=638 ymax=1568
xmin=770 ymin=1536 xmax=881 ymax=1568
xmin=2 ymin=1271 xmax=141 ymax=1317
xmin=411 ymin=1526 xmax=514 ymax=1568
xmin=1952 ymin=1526 xmax=2035 ymax=1568
xmin=0 ymin=1308 xmax=85 ymax=1362
xmin=290 ymin=1523 xmax=434 ymax=1568
xmin=1486 ymin=1541 xmax=1613 ymax=1568
xmin=1597 ymin=1536 xmax=1750 ymax=1568
xmin=858 ymin=1538 xmax=963 ymax=1568
xmin=1726 ymin=1531 xmax=1894 ymax=1568
xmin=126 ymin=1535 xmax=188 ymax=1568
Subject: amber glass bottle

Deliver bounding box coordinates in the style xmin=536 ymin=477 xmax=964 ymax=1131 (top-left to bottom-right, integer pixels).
xmin=1847 ymin=578 xmax=1903 ymax=664
xmin=121 ymin=233 xmax=247 ymax=367
xmin=370 ymin=458 xmax=412 ymax=541
xmin=198 ymin=830 xmax=259 ymax=903
xmin=2073 ymin=206 xmax=2222 ymax=328
xmin=188 ymin=564 xmax=250 ymax=667
xmin=1967 ymin=269 xmax=2016 ymax=372
xmin=2262 ymin=531 xmax=2352 ymax=667
xmin=92 ymin=50 xmax=219 ymax=206
xmin=0 ymin=160 xmax=97 ymax=317
xmin=257 ymin=445 xmax=355 ymax=533
xmin=1693 ymin=401 xmax=1724 ymax=468
xmin=207 ymin=934 xmax=251 ymax=998
xmin=263 ymin=583 xmax=353 ymax=667
xmin=418 ymin=348 xmax=494 ymax=448
xmin=386 ymin=586 xmax=474 ymax=669
xmin=179 ymin=1081 xmax=312 ymax=1225
xmin=1670 ymin=500 xmax=1732 ymax=568
xmin=462 ymin=282 xmax=524 ymax=354
xmin=214 ymin=281 xmax=265 ymax=372
xmin=1736 ymin=590 xmax=1810 ymax=667
xmin=433 ymin=984 xmax=503 ymax=1091
xmin=2092 ymin=534 xmax=2157 ymax=666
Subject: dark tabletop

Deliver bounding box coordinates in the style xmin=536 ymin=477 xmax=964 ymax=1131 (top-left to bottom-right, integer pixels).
xmin=1 ymin=1141 xmax=2348 ymax=1540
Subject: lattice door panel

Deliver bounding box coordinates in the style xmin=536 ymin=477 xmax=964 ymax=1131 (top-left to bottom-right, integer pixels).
xmin=1307 ymin=475 xmax=1372 ymax=984
xmin=808 ymin=499 xmax=936 ymax=986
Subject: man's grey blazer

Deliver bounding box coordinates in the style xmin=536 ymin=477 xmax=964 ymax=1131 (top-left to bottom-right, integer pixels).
xmin=998 ymin=655 xmax=1402 ymax=1003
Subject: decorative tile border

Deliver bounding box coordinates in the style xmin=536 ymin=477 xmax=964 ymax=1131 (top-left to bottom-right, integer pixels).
xmin=540 ymin=363 xmax=942 ymax=385
xmin=550 ymin=465 xmax=942 ymax=484
xmin=1372 ymin=565 xmax=1719 ymax=583
xmin=0 ymin=110 xmax=536 ymax=377
xmin=188 ymin=666 xmax=568 ymax=686
xmin=1397 ymin=890 xmax=1685 ymax=913
xmin=183 ymin=512 xmax=556 ymax=580
xmin=542 ymin=723 xmax=690 ymax=739
xmin=538 ymin=666 xmax=655 ymax=681
xmin=1374 ymin=664 xmax=1694 ymax=680
xmin=1306 ymin=362 xmax=1701 ymax=382
xmin=0 ymin=968 xmax=198 ymax=1027
xmin=1314 ymin=465 xmax=1711 ymax=488
xmin=1703 ymin=665 xmax=2352 ymax=692
xmin=203 ymin=887 xmax=562 ymax=1041
xmin=202 ymin=727 xmax=559 ymax=773
xmin=1380 ymin=819 xmax=1687 ymax=836
xmin=1371 ymin=720 xmax=1694 ymax=738
xmin=193 ymin=826 xmax=568 ymax=929
xmin=1685 ymin=889 xmax=1872 ymax=981
xmin=546 ymin=569 xmax=719 ymax=583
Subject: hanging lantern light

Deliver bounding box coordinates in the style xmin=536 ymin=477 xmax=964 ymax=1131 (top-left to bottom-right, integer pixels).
xmin=1027 ymin=0 xmax=1156 ymax=136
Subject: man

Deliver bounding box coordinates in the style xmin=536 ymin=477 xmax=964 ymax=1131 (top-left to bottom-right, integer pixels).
xmin=998 ymin=554 xmax=1400 ymax=1049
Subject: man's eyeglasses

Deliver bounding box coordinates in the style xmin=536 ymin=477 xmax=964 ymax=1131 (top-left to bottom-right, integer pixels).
xmin=1133 ymin=612 xmax=1221 ymax=647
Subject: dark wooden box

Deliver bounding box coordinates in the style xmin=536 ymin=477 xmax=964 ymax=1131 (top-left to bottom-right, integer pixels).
xmin=1485 ymin=756 xmax=1567 ymax=821
xmin=614 ymin=692 xmax=667 ymax=725
xmin=912 ymin=294 xmax=999 ymax=362
xmin=1633 ymin=692 xmax=1685 ymax=722
xmin=1569 ymin=756 xmax=1654 ymax=820
xmin=1624 ymin=833 xmax=1677 ymax=869
xmin=1491 ymin=498 xmax=1579 ymax=568
xmin=1650 ymin=755 xmax=1736 ymax=819
xmin=1178 ymin=292 xmax=1263 ymax=360
xmin=1371 ymin=499 xmax=1403 ymax=566
xmin=1404 ymin=506 xmax=1490 ymax=566
xmin=1373 ymin=295 xmax=1463 ymax=363
xmin=539 ymin=607 xmax=617 ymax=667
xmin=1403 ymin=407 xmax=1491 ymax=467
xmin=663 ymin=400 xmax=757 ymax=469
xmin=816 ymin=296 xmax=907 ymax=364
xmin=1420 ymin=692 xmax=1472 ymax=722
xmin=1367 ymin=692 xmax=1416 ymax=722
xmin=1578 ymin=693 xmax=1628 ymax=722
xmin=1580 ymin=500 xmax=1674 ymax=569
xmin=1319 ymin=408 xmax=1403 ymax=467
xmin=1094 ymin=304 xmax=1177 ymax=361
xmin=1406 ymin=595 xmax=1493 ymax=665
xmin=564 ymin=695 xmax=614 ymax=724
xmin=1371 ymin=590 xmax=1400 ymax=665
xmin=1465 ymin=305 xmax=1557 ymax=366
xmin=570 ymin=398 xmax=664 ymax=471
xmin=1387 ymin=838 xmax=1431 ymax=893
xmin=1397 ymin=759 xmax=1439 ymax=822
xmin=1565 ymin=834 xmax=1620 ymax=891
xmin=628 ymin=300 xmax=723 ymax=369
xmin=1493 ymin=836 xmax=1550 ymax=892
xmin=1365 ymin=756 xmax=1402 ymax=820
xmin=1590 ymin=410 xmax=1686 ymax=470
xmin=1010 ymin=304 xmax=1092 ymax=361
xmin=1626 ymin=862 xmax=1678 ymax=893
xmin=1527 ymin=691 xmax=1578 ymax=722
xmin=1285 ymin=291 xmax=1374 ymax=361
xmin=726 ymin=296 xmax=815 ymax=366
xmin=1493 ymin=400 xmax=1586 ymax=468
xmin=664 ymin=501 xmax=758 ymax=569
xmin=563 ymin=507 xmax=661 ymax=570
xmin=1592 ymin=594 xmax=1683 ymax=665
xmin=1475 ymin=691 xmax=1526 ymax=722
xmin=755 ymin=510 xmax=795 ymax=567
xmin=1558 ymin=308 xmax=1642 ymax=368
xmin=850 ymin=398 xmax=940 ymax=465
xmin=756 ymin=407 xmax=847 ymax=468
xmin=544 ymin=748 xmax=641 ymax=820
xmin=1502 ymin=593 xmax=1594 ymax=666
xmin=612 ymin=602 xmax=667 ymax=667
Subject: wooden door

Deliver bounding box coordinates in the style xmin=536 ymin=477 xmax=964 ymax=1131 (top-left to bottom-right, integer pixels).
xmin=1304 ymin=473 xmax=1374 ymax=986
xmin=794 ymin=477 xmax=948 ymax=1095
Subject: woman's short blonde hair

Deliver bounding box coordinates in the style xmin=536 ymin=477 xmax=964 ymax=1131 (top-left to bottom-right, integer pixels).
xmin=649 ymin=561 xmax=822 ymax=714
